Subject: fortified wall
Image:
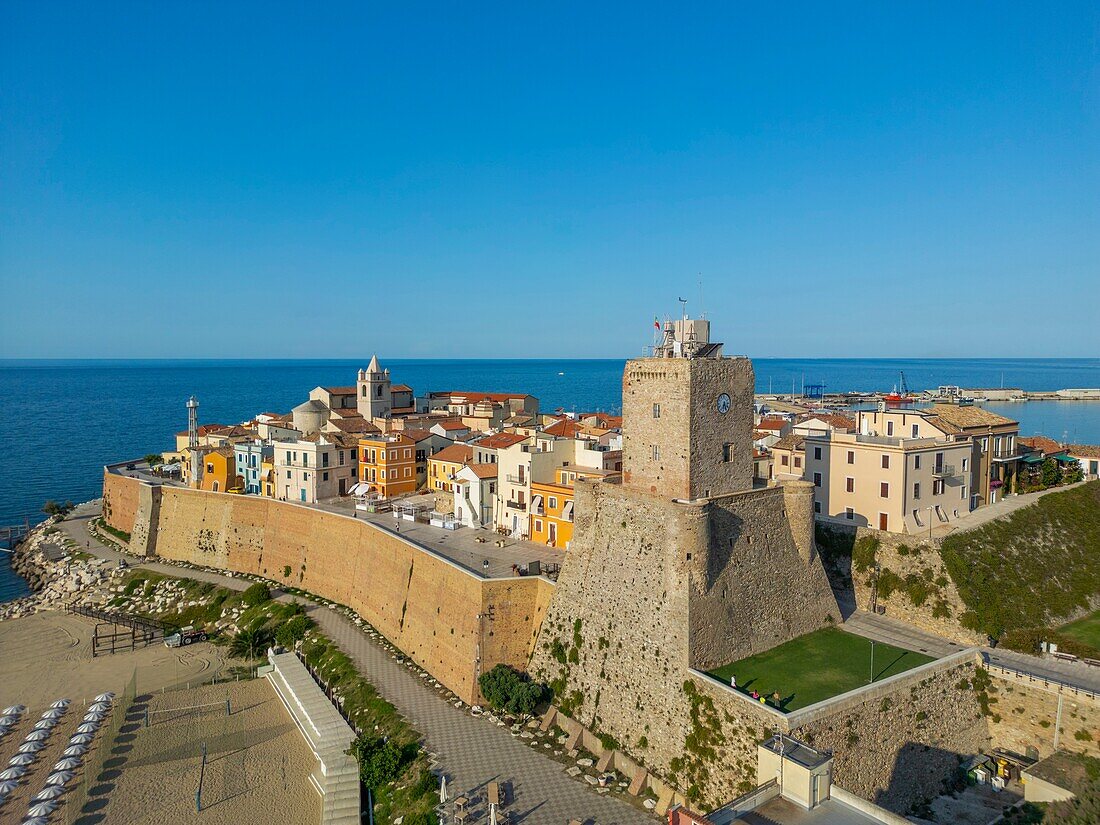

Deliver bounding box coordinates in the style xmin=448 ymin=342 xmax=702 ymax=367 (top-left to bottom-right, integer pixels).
xmin=102 ymin=472 xmax=554 ymax=704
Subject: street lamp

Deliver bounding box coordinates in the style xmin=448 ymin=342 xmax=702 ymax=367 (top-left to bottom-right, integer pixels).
xmin=870 ymin=640 xmax=876 ymax=684
xmin=927 ymin=505 xmax=934 ymax=540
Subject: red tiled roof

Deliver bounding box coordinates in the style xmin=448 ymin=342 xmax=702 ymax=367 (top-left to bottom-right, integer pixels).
xmin=401 ymin=428 xmax=433 ymax=443
xmin=542 ymin=419 xmax=583 ymax=438
xmin=430 ymin=444 xmax=474 ymax=464
xmin=322 ymin=386 xmax=356 ymax=395
xmin=473 ymin=432 xmax=528 ymax=450
xmin=435 ymin=420 xmax=470 ymax=431
xmin=1067 ymin=443 xmax=1100 ymax=459
xmin=328 ymin=418 xmax=381 ymax=434
xmin=466 ymin=463 xmax=498 ymax=479
xmin=797 ymin=413 xmax=856 ymax=431
xmin=756 ymin=419 xmax=787 ymax=431
xmin=392 ymin=384 xmax=413 ymax=392
xmin=1019 ymin=435 xmax=1063 ymax=456
xmin=438 ymin=391 xmax=530 ymax=403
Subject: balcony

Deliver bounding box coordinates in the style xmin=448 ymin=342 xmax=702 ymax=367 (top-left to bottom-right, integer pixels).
xmin=931 ymin=464 xmax=956 ymax=478
xmin=506 ymin=500 xmax=528 ymax=512
xmin=991 ymin=449 xmax=1019 ymax=463
xmin=505 ymin=473 xmax=526 ymax=484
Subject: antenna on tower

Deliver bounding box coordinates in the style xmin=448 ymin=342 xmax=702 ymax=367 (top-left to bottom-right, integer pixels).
xmin=186 ymin=396 xmax=201 ymax=487
xmin=698 ymin=274 xmax=704 ymax=319
xmin=678 ymin=296 xmax=687 ymax=323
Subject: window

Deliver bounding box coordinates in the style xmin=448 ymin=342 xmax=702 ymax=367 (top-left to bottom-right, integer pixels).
xmin=887 ymin=421 xmax=894 ymax=436
xmin=880 ymin=481 xmax=889 ymax=498
xmin=404 ymin=468 xmax=411 ymax=477
xmin=847 ymin=450 xmax=854 ymax=464
xmin=794 ymin=456 xmax=802 ymax=468
xmin=652 ymin=403 xmax=660 ymax=418
xmin=323 ymin=471 xmax=329 ymax=481
xmin=813 ymin=472 xmax=822 ymax=487
xmin=404 ymin=449 xmax=411 ymax=458
xmin=339 ymin=451 xmax=345 ymax=466
xmin=813 ymin=501 xmax=821 ymax=514
xmin=845 ymin=507 xmax=854 ymax=520
xmin=962 ymin=457 xmax=969 ymax=471
xmin=961 ymin=485 xmax=968 ymax=500
xmin=389 ymin=469 xmax=396 ymax=479
xmin=286 ymin=470 xmax=291 ymax=479
xmin=322 ymin=452 xmax=330 ymax=468
xmin=912 ymin=424 xmax=919 ymax=438
xmin=390 ymin=450 xmax=397 ymax=461
xmin=846 ymin=477 xmax=854 ymax=493
xmin=303 ymin=454 xmax=309 ymax=467
xmin=534 ymin=519 xmax=543 ymax=532
xmin=913 ymin=482 xmax=920 ymax=499
xmin=914 ymin=454 xmax=921 ymax=470
xmin=549 ymin=496 xmax=557 ymax=509
xmin=652 ymin=445 xmax=660 ymax=461
xmin=933 ymin=478 xmax=945 ymax=495
xmin=723 ymin=443 xmax=734 ymax=462
xmin=981 ymin=437 xmax=988 ymax=451
xmin=781 ymin=455 xmax=789 ymax=467
xmin=814 ymin=446 xmax=822 ymax=460
xmin=881 ymin=454 xmax=890 ymax=469
xmin=206 ymin=463 xmax=214 ymax=473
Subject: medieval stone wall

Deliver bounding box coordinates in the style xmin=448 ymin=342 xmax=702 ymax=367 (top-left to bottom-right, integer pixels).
xmin=102 ymin=468 xmax=139 ymax=536
xmin=985 ymin=669 xmax=1100 ymax=760
xmin=104 ymin=475 xmax=552 ymax=704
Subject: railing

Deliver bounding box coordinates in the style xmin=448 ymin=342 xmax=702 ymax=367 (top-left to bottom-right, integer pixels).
xmin=506 ymin=500 xmax=528 ymax=512
xmin=530 ymin=506 xmax=545 ymax=516
xmin=985 ymin=658 xmax=1100 ymax=701
xmin=932 ymin=464 xmax=956 ymax=477
xmin=991 ymin=449 xmax=1019 ymax=461
xmin=505 ymin=473 xmax=526 ymax=484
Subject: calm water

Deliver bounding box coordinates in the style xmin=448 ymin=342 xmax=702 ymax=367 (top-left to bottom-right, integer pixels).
xmin=2 ymin=357 xmax=1098 ymax=601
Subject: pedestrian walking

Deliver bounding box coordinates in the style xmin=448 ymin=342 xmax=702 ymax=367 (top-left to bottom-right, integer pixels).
xmin=730 ymin=675 xmax=737 ymax=689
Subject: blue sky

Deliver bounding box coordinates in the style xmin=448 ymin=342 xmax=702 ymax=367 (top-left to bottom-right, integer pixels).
xmin=2 ymin=3 xmax=1098 ymax=359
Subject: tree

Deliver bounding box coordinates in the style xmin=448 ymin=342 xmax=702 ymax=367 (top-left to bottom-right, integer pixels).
xmin=144 ymin=453 xmax=164 ymax=466
xmin=349 ymin=735 xmax=403 ymax=788
xmin=241 ymin=582 xmax=271 ymax=606
xmin=1041 ymin=458 xmax=1060 ymax=489
xmin=478 ymin=664 xmax=547 ymax=716
xmin=41 ymin=500 xmax=74 ymax=518
xmin=230 ymin=624 xmax=273 ymax=659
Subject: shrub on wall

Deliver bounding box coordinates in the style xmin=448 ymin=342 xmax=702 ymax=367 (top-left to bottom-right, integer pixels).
xmin=477 ymin=664 xmax=547 ymax=716
xmin=241 ymin=582 xmax=271 ymax=607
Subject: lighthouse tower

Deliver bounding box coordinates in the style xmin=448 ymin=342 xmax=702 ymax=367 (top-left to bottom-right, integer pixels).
xmin=186 ymin=396 xmax=201 ymax=488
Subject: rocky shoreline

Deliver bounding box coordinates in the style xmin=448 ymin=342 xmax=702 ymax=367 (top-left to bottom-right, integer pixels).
xmin=0 ymin=508 xmax=123 ymax=622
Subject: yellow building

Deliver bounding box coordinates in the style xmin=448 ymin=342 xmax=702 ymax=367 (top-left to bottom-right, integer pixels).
xmin=359 ymin=433 xmax=417 ymax=498
xmin=261 ymin=456 xmax=276 ymax=497
xmin=199 ymin=447 xmax=240 ymax=493
xmin=427 ymin=444 xmax=473 ymax=493
xmin=529 ymin=465 xmax=617 ymax=549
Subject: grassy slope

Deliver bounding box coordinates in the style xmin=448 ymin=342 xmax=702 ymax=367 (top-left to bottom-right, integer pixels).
xmin=940 ymin=480 xmax=1100 ymax=638
xmin=707 ymin=627 xmax=933 ymax=711
xmin=1060 ymin=611 xmax=1100 ymax=650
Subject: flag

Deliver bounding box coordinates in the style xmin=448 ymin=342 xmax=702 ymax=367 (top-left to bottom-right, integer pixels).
xmin=653 ymin=317 xmax=660 ymax=331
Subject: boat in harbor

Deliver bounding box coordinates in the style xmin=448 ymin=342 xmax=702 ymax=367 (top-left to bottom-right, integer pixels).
xmin=884 ymin=371 xmax=917 ymax=405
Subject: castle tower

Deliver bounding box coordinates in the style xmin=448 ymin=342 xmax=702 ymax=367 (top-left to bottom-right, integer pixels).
xmin=622 ymin=318 xmax=754 ymax=499
xmin=357 ymin=354 xmax=392 ymax=421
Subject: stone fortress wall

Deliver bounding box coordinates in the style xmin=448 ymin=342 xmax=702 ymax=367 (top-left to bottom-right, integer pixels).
xmin=102 ymin=472 xmax=554 ymax=704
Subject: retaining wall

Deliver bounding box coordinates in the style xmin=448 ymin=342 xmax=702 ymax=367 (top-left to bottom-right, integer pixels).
xmin=103 ymin=474 xmax=553 ymax=704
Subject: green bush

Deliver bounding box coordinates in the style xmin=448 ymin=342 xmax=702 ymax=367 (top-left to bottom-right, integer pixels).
xmin=852 ymin=535 xmax=880 ymax=573
xmin=477 ymin=664 xmax=547 ymax=716
xmin=940 ymin=481 xmax=1100 ymax=638
xmin=143 ymin=453 xmax=164 ymax=466
xmin=241 ymin=582 xmax=271 ymax=607
xmin=275 ymin=615 xmax=312 ymax=647
xmin=1000 ymin=627 xmax=1100 ymax=660
xmin=230 ymin=624 xmax=273 ymax=658
xmin=350 ymin=736 xmax=403 ymax=788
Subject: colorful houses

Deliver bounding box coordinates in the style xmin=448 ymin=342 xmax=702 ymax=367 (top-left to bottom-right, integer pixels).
xmin=358 ymin=433 xmax=417 ymax=499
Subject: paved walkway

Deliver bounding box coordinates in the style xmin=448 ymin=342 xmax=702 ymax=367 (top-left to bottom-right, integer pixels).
xmin=931 ymin=481 xmax=1088 ymax=538
xmin=60 ymin=502 xmax=652 ymax=825
xmin=843 ymin=611 xmax=1100 ymax=694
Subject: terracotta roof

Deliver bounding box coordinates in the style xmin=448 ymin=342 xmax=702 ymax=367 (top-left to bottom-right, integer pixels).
xmin=321 ymin=432 xmax=360 ymax=449
xmin=392 ymin=384 xmax=413 ymax=392
xmin=465 ymin=463 xmax=498 ymax=479
xmin=327 ymin=418 xmax=381 ymax=434
xmin=1019 ymin=435 xmax=1063 ymax=456
xmin=434 ymin=420 xmax=470 ymax=431
xmin=797 ymin=413 xmax=856 ymax=431
xmin=1068 ymin=443 xmax=1100 ymax=458
xmin=922 ymin=415 xmax=964 ymax=435
xmin=176 ymin=424 xmax=227 ymax=437
xmin=773 ymin=434 xmax=806 ymax=451
xmin=926 ymin=404 xmax=1017 ymax=429
xmin=473 ymin=432 xmax=528 ymax=450
xmin=542 ymin=419 xmax=583 ymax=438
xmin=756 ymin=418 xmax=787 ymax=431
xmin=322 ymin=386 xmax=356 ymax=395
xmin=430 ymin=444 xmax=474 ymax=464
xmin=329 ymin=408 xmax=363 ymax=419
xmin=401 ymin=428 xmax=433 ymax=443
xmin=437 ymin=391 xmax=531 ymax=403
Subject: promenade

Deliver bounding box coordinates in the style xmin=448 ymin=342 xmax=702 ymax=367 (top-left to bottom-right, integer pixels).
xmin=60 ymin=501 xmax=652 ymax=825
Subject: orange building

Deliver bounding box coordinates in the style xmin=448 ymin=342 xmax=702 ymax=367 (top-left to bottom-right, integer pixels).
xmin=199 ymin=447 xmax=241 ymax=493
xmin=359 ymin=433 xmax=417 ymax=498
xmin=529 ymin=465 xmax=618 ymax=549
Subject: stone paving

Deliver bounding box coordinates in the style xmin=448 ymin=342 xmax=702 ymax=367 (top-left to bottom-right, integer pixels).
xmin=60 ymin=503 xmax=653 ymax=825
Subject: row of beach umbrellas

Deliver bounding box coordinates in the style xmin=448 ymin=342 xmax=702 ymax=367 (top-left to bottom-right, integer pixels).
xmin=0 ymin=693 xmax=114 ymax=822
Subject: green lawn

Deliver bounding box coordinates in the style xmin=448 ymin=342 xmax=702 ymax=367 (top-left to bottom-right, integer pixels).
xmin=707 ymin=627 xmax=935 ymax=711
xmin=1059 ymin=610 xmax=1100 ymax=649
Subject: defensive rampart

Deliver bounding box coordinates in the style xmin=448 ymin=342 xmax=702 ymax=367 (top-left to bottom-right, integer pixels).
xmin=102 ymin=473 xmax=554 ymax=704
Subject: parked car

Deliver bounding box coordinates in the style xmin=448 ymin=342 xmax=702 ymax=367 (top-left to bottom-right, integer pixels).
xmin=164 ymin=626 xmax=209 ymax=647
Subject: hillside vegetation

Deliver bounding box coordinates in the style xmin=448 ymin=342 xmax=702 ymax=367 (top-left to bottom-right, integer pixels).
xmin=940 ymin=481 xmax=1100 ymax=640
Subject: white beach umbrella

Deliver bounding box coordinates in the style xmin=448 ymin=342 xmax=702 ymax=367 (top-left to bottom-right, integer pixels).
xmin=17 ymin=741 xmax=45 ymax=753
xmin=0 ymin=779 xmax=19 ymax=796
xmin=0 ymin=714 xmax=18 ymax=725
xmin=25 ymin=730 xmax=49 ymax=741
xmin=489 ymin=802 xmax=498 ymax=825
xmin=9 ymin=753 xmax=35 ymax=766
xmin=45 ymin=770 xmax=74 ymax=786
xmin=439 ymin=775 xmax=448 ymax=804
xmin=94 ymin=692 xmax=114 ymax=702
xmin=88 ymin=702 xmax=111 ymax=713
xmin=62 ymin=745 xmax=87 ymax=757
xmin=44 ymin=708 xmax=66 ymax=720
xmin=33 ymin=720 xmax=56 ymax=730
xmin=33 ymin=785 xmax=65 ymax=801
xmin=68 ymin=734 xmax=94 ymax=745
xmin=50 ymin=699 xmax=71 ymax=709
xmin=54 ymin=758 xmax=81 ymax=771
xmin=28 ymin=799 xmax=59 ymax=817
xmin=0 ymin=766 xmax=25 ymax=780
xmin=75 ymin=723 xmax=98 ymax=734
xmin=82 ymin=712 xmax=106 ymax=724
xmin=2 ymin=705 xmax=25 ymax=715
xmin=23 ymin=817 xmax=50 ymax=825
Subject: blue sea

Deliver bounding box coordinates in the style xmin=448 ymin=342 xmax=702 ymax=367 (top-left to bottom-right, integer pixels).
xmin=2 ymin=357 xmax=1099 ymax=601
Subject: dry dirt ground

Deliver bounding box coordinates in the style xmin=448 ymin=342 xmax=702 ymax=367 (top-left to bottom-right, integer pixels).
xmin=0 ymin=611 xmax=225 ymax=712
xmin=75 ymin=678 xmax=320 ymax=825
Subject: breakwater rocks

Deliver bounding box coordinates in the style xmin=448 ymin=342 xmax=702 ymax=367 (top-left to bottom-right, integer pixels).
xmin=1 ymin=515 xmax=123 ymax=621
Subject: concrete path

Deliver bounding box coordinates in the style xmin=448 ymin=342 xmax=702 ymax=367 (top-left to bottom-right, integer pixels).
xmin=931 ymin=481 xmax=1088 ymax=538
xmin=843 ymin=610 xmax=1100 ymax=694
xmin=59 ymin=502 xmax=653 ymax=825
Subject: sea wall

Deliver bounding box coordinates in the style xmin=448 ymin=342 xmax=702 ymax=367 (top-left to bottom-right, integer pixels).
xmin=102 ymin=474 xmax=553 ymax=704
xmin=102 ymin=467 xmax=140 ymax=537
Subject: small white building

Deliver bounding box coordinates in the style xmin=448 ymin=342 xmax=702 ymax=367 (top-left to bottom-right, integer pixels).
xmin=453 ymin=463 xmax=498 ymax=529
